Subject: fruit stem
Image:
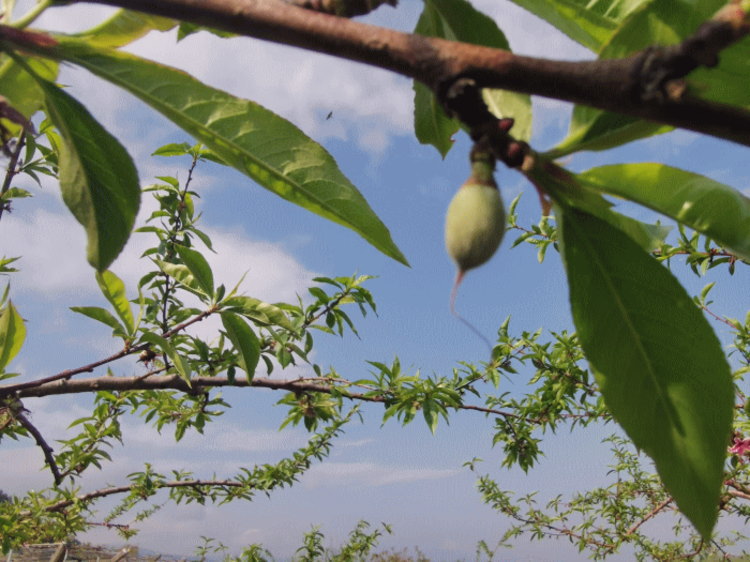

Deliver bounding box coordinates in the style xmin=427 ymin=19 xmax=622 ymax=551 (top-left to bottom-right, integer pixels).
xmin=469 ymin=145 xmax=497 ymax=187
xmin=450 ymin=269 xmax=465 ymax=316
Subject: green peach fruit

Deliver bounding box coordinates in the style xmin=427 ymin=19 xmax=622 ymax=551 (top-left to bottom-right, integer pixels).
xmin=445 ymin=181 xmax=505 ymax=273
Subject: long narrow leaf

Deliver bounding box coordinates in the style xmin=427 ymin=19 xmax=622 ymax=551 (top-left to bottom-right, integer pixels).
xmin=54 ymin=38 xmax=408 ymax=266
xmin=174 ymin=245 xmax=214 ymax=298
xmin=506 ymin=0 xmax=622 ymax=51
xmin=0 ymin=55 xmax=58 ymax=120
xmin=577 ymin=163 xmax=750 ymax=261
xmin=70 ymin=306 xmax=127 ymax=339
xmin=140 ymin=331 xmax=192 ymax=384
xmin=72 ymin=10 xmax=175 ymax=48
xmin=221 ymin=296 xmax=296 ymax=332
xmin=221 ymin=312 xmax=260 ymax=381
xmin=39 ymin=80 xmax=140 ymax=270
xmin=558 ymin=205 xmax=733 ymax=538
xmin=0 ymin=301 xmax=25 ymax=371
xmin=96 ymin=270 xmax=135 ymax=335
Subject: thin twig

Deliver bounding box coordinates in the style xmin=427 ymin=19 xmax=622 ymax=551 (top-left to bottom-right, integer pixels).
xmin=45 ymin=479 xmax=245 ymax=513
xmin=0 ymin=124 xmax=29 ymax=221
xmin=0 ymin=307 xmax=216 ymax=396
xmin=16 ymin=411 xmax=62 ymax=484
xmin=625 ymin=497 xmax=673 ymax=536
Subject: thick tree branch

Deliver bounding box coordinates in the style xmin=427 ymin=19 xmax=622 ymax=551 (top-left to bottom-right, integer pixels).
xmin=290 ymin=0 xmax=396 ymax=18
xmin=65 ymin=0 xmax=750 ymax=147
xmin=14 ymin=372 xmax=598 ymax=425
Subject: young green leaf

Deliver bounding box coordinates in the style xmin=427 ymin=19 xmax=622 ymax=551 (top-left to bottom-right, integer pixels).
xmin=54 ymin=38 xmax=408 ymax=266
xmin=504 ymin=0 xmax=624 ymax=51
xmin=221 ymin=312 xmax=261 ymax=381
xmin=558 ymin=205 xmax=733 ymax=539
xmin=71 ymin=9 xmax=175 ymax=48
xmin=0 ymin=55 xmax=58 ymax=121
xmin=70 ymin=306 xmax=127 ymax=339
xmin=139 ymin=331 xmax=192 ymax=384
xmin=95 ymin=270 xmax=135 ymax=336
xmin=577 ymin=163 xmax=750 ymax=261
xmin=547 ymin=109 xmax=671 ymax=158
xmin=221 ymin=296 xmax=296 ymax=332
xmin=39 ymin=80 xmax=140 ymax=271
xmin=174 ymin=245 xmax=214 ymax=298
xmin=0 ymin=301 xmax=25 ymax=371
xmin=154 ymin=259 xmax=208 ymax=298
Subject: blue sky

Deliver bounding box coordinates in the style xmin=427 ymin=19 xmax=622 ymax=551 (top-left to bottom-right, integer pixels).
xmin=2 ymin=0 xmax=749 ymax=559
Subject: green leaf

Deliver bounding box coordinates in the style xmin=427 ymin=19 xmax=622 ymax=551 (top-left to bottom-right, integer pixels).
xmin=154 ymin=259 xmax=207 ymax=297
xmin=39 ymin=80 xmax=140 ymax=271
xmin=413 ymin=81 xmax=457 ymax=158
xmin=0 ymin=257 xmax=20 ymax=275
xmin=0 ymin=187 xmax=32 ymax=200
xmin=55 ymin=38 xmax=408 ymax=266
xmin=221 ymin=312 xmax=261 ymax=381
xmin=482 ymin=89 xmax=531 ymax=143
xmin=221 ymin=295 xmax=295 ymax=332
xmin=599 ymin=0 xmax=722 ymax=59
xmin=548 ymin=109 xmax=671 ymax=158
xmin=558 ymin=205 xmax=733 ymax=538
xmin=527 ymin=162 xmax=670 ymax=251
xmin=550 ymin=0 xmax=724 ymax=156
xmin=688 ymin=40 xmax=750 ymax=109
xmin=412 ymin=1 xmax=459 ymax=156
xmin=71 ymin=9 xmax=175 ymax=48
xmin=0 ymin=301 xmax=25 ymax=371
xmin=174 ymin=245 xmax=214 ymax=297
xmin=95 ymin=270 xmax=135 ymax=336
xmin=0 ymin=55 xmax=58 ymax=121
xmin=577 ymin=163 xmax=750 ymax=261
xmin=152 ymin=142 xmax=192 ymax=157
xmin=139 ymin=331 xmax=192 ymax=384
xmin=413 ymin=0 xmax=532 ymax=155
xmin=505 ymin=0 xmax=630 ymax=51
xmin=70 ymin=306 xmax=126 ymax=338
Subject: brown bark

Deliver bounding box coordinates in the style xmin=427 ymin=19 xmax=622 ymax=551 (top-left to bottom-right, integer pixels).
xmin=62 ymin=0 xmax=750 ymax=147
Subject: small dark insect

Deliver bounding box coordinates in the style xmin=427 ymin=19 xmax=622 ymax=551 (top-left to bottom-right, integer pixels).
xmin=326 ymin=111 xmax=333 ymax=120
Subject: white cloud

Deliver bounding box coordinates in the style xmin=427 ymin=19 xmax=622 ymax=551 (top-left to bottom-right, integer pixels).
xmin=124 ymin=420 xmax=308 ymax=454
xmin=0 ymin=407 xmax=313 ymax=496
xmin=303 ymin=461 xmax=458 ymax=488
xmin=3 ymin=208 xmax=94 ymax=295
xmin=4 ymin=201 xmax=316 ymax=304
xmin=126 ymin=31 xmax=414 ymax=154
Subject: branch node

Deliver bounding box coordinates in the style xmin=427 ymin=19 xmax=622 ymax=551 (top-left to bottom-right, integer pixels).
xmin=440 ymin=77 xmax=531 ymax=169
xmin=288 ymin=0 xmax=397 ymax=18
xmin=632 ymin=8 xmax=749 ymax=103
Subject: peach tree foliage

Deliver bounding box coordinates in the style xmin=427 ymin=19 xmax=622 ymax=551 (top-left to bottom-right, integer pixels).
xmin=0 ymin=0 xmax=748 ymax=558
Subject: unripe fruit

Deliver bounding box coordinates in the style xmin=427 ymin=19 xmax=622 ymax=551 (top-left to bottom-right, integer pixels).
xmin=445 ymin=153 xmax=506 ymax=315
xmin=445 ymin=182 xmax=505 ymax=272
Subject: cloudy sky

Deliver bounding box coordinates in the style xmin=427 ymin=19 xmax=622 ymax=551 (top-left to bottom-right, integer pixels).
xmin=2 ymin=0 xmax=749 ymax=559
